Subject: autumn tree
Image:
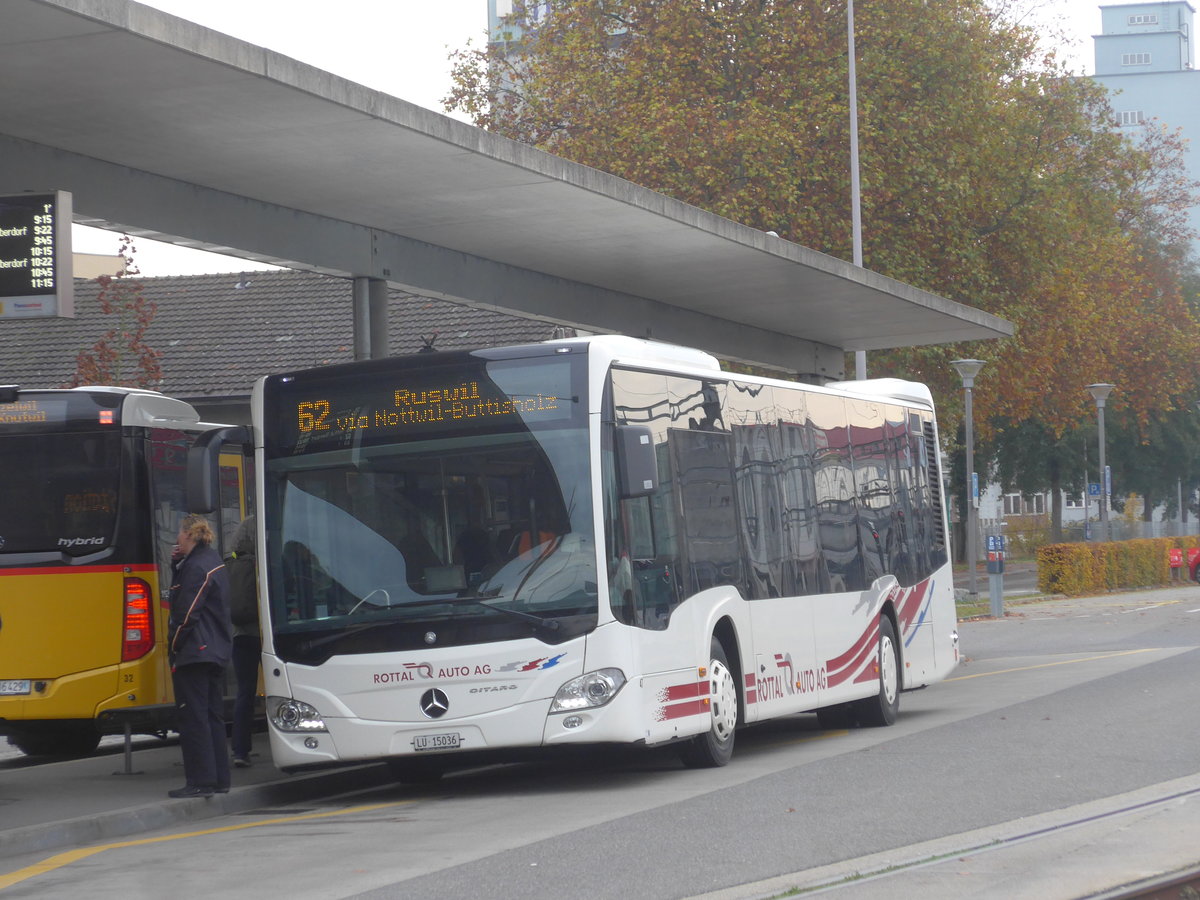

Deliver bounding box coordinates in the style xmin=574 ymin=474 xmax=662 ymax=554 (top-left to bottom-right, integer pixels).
xmin=70 ymin=235 xmax=163 ymax=389
xmin=449 ymin=0 xmax=1200 ymax=531
xmin=1098 ymin=400 xmax=1200 ymax=523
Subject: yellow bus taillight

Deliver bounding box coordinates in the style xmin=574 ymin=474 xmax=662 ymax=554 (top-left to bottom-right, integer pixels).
xmin=122 ymin=578 xmax=154 ymax=661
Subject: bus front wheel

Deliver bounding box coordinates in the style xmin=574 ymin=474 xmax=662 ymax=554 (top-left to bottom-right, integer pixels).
xmin=679 ymin=637 xmax=738 ymax=768
xmin=854 ymin=616 xmax=900 ymax=727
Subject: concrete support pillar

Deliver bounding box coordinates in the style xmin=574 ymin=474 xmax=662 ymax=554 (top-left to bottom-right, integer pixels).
xmin=369 ymin=278 xmax=389 ymax=359
xmin=352 ymin=276 xmax=390 ymax=359
xmin=352 ymin=276 xmax=370 ymax=361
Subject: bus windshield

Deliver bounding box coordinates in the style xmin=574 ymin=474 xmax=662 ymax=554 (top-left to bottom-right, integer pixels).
xmin=262 ymin=350 xmax=597 ymax=664
xmin=0 ymin=430 xmax=122 ymax=557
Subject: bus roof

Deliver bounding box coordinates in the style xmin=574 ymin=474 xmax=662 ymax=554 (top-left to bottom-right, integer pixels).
xmin=14 ymin=386 xmax=207 ymax=430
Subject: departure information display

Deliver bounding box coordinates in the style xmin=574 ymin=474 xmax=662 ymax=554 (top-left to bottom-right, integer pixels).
xmin=0 ymin=191 xmax=74 ymax=319
xmin=265 ymin=353 xmax=582 ymax=456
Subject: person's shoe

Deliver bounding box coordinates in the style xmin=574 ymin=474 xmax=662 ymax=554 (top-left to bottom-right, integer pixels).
xmin=213 ymin=785 xmax=230 ymax=794
xmin=168 ymin=785 xmax=213 ymax=798
xmin=232 ymin=756 xmax=252 ymax=769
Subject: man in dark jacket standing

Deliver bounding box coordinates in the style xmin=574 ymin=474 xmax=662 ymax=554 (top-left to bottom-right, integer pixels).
xmin=225 ymin=516 xmax=260 ymax=768
xmin=168 ymin=514 xmax=233 ymax=798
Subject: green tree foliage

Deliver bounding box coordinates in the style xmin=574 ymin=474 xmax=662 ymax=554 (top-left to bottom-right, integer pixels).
xmin=70 ymin=236 xmax=163 ymax=389
xmin=448 ymin=0 xmax=1200 ymax=491
xmin=1106 ymin=406 xmax=1200 ymax=521
xmin=988 ymin=418 xmax=1083 ymax=541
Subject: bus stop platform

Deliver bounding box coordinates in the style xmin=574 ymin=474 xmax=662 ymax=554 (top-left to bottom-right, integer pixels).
xmin=0 ymin=732 xmax=393 ymax=861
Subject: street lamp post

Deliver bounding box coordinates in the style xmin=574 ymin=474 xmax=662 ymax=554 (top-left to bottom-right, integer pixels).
xmin=952 ymin=359 xmax=986 ymax=597
xmin=848 ymin=0 xmax=866 ymax=381
xmin=1192 ymin=400 xmax=1200 ymax=536
xmin=1087 ymin=384 xmax=1115 ymax=542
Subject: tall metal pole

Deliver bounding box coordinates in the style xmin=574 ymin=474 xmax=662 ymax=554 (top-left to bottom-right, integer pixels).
xmin=1088 ymin=384 xmax=1114 ymax=543
xmin=952 ymin=360 xmax=985 ymax=597
xmin=1193 ymin=400 xmax=1200 ymax=536
xmin=1098 ymin=402 xmax=1108 ymax=541
xmin=848 ymin=0 xmax=866 ymax=381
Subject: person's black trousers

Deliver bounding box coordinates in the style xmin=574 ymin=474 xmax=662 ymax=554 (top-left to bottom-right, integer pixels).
xmin=173 ymin=661 xmax=231 ymax=789
xmin=231 ymin=634 xmax=261 ymax=760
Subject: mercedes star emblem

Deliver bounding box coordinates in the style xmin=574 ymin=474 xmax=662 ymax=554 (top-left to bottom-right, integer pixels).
xmin=419 ymin=688 xmax=449 ymax=719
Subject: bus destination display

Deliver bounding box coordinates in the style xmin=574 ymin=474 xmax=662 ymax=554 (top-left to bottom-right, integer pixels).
xmin=0 ymin=398 xmax=69 ymax=428
xmin=276 ymin=358 xmax=577 ymax=454
xmin=0 ymin=191 xmax=74 ymax=319
xmin=0 ymin=394 xmax=122 ymax=431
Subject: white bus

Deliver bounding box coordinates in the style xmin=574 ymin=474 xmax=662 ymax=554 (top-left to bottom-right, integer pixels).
xmin=195 ymin=336 xmax=957 ymax=777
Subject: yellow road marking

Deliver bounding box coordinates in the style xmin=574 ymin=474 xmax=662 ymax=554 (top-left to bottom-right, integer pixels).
xmin=947 ymin=647 xmax=1162 ymax=682
xmin=0 ymin=800 xmax=411 ymax=891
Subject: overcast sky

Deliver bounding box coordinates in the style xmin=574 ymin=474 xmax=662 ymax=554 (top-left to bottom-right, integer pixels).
xmin=72 ymin=0 xmax=1108 ymax=275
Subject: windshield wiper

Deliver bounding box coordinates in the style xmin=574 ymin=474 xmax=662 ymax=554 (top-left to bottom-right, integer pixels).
xmin=289 ymin=621 xmax=397 ymax=661
xmin=403 ymin=591 xmax=561 ymax=631
xmin=457 ymin=597 xmax=560 ymax=630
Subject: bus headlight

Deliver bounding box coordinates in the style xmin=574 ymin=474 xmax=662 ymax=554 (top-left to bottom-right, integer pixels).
xmin=550 ymin=668 xmax=626 ymax=713
xmin=268 ymin=696 xmax=328 ymax=733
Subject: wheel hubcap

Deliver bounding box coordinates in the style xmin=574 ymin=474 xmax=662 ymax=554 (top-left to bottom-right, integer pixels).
xmin=709 ymin=659 xmax=738 ymax=742
xmin=880 ymin=634 xmax=898 ymax=705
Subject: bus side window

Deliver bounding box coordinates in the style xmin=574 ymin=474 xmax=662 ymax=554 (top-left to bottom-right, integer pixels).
xmin=604 ymin=417 xmax=682 ymax=629
xmin=623 ymin=497 xmax=656 ymax=623
xmin=218 ymin=458 xmax=246 ymax=556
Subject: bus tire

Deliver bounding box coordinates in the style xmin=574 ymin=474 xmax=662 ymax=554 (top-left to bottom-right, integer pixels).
xmin=679 ymin=637 xmax=738 ymax=768
xmin=854 ymin=616 xmax=900 ymax=727
xmin=7 ymin=723 xmax=102 ymax=757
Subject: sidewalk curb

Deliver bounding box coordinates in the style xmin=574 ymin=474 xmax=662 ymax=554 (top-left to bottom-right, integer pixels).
xmin=0 ymin=762 xmax=394 ymax=861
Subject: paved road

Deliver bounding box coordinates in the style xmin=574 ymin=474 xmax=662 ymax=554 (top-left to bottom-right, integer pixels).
xmin=2 ymin=587 xmax=1198 ymax=899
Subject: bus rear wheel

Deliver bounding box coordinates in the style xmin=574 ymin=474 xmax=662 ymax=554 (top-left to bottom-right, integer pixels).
xmin=679 ymin=637 xmax=738 ymax=768
xmin=6 ymin=723 xmax=102 ymax=757
xmin=854 ymin=616 xmax=900 ymax=727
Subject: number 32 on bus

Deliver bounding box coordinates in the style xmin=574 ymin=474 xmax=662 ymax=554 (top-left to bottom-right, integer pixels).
xmin=190 ymin=336 xmax=958 ymax=777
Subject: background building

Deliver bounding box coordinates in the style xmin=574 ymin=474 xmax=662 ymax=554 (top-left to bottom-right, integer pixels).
xmin=1089 ymin=1 xmax=1199 ymax=255
xmin=0 ymin=269 xmax=568 ymax=425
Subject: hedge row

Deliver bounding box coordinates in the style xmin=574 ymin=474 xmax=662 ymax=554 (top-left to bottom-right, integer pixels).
xmin=1036 ymin=538 xmax=1200 ymax=596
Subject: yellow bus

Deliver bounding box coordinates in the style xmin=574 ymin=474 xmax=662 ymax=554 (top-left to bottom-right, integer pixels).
xmin=0 ymin=386 xmax=250 ymax=756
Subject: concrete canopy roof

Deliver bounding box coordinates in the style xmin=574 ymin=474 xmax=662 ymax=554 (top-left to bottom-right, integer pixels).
xmin=0 ymin=0 xmax=1011 ymax=379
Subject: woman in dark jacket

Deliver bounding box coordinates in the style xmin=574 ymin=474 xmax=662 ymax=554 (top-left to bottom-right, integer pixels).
xmin=168 ymin=514 xmax=233 ymax=798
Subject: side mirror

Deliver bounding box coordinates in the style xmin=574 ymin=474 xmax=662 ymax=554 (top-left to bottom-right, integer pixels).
xmin=615 ymin=425 xmax=657 ymax=499
xmin=186 ymin=426 xmax=252 ymax=513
